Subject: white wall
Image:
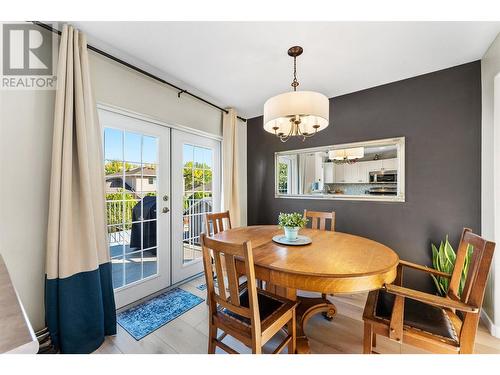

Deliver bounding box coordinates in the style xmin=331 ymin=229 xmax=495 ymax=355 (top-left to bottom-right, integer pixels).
xmin=0 ymin=89 xmax=55 ymax=331
xmin=0 ymin=49 xmax=248 ymax=331
xmin=88 ymin=53 xmax=222 ymax=136
xmin=481 ymin=32 xmax=500 ymax=336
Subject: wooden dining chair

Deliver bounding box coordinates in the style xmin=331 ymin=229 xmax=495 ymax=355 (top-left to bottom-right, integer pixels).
xmin=204 ymin=210 xmax=252 ymax=295
xmin=303 ymin=209 xmax=336 ymax=231
xmin=362 ymin=228 xmax=495 ymax=354
xmin=205 ymin=210 xmax=232 ymax=235
xmin=200 ymin=233 xmax=298 ymax=354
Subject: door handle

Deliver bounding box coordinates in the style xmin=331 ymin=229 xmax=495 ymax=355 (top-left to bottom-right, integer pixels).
xmin=162 ymin=207 xmax=170 ymax=214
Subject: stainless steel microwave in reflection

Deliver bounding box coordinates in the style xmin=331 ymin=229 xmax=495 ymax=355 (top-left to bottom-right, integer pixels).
xmin=369 ymin=170 xmax=397 ymax=183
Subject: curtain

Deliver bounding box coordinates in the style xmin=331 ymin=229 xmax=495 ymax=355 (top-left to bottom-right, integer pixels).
xmin=222 ymin=109 xmax=241 ymax=227
xmin=45 ymin=25 xmax=116 ymax=354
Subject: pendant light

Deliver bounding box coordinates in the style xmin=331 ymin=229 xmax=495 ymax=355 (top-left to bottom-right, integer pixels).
xmin=328 ymin=147 xmax=365 ymax=164
xmin=263 ymin=46 xmax=330 ymax=142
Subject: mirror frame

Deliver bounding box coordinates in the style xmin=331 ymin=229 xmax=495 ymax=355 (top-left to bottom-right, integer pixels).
xmin=274 ymin=137 xmax=405 ymax=202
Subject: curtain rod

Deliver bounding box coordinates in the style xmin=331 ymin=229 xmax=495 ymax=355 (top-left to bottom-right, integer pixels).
xmin=31 ymin=21 xmax=247 ymax=123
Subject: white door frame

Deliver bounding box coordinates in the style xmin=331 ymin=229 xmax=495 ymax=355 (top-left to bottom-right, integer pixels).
xmin=171 ymin=129 xmax=221 ymax=284
xmin=99 ymin=108 xmax=171 ymax=308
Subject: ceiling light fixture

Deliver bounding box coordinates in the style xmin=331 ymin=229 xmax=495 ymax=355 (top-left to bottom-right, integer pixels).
xmin=263 ymin=46 xmax=329 ymax=142
xmin=329 ymin=148 xmax=365 ymax=164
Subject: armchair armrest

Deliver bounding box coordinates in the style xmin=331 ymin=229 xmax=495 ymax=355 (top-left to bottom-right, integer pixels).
xmin=399 ymin=260 xmax=451 ymax=279
xmin=384 ymin=284 xmax=478 ymax=313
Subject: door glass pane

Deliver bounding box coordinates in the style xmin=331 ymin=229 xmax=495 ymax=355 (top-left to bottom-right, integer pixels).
xmin=111 ymin=256 xmax=125 ymax=289
xmin=105 ymin=160 xmax=124 ymax=200
xmin=124 ymin=131 xmax=142 ymax=163
xmin=143 ymin=248 xmax=157 ymax=278
xmin=108 ymin=224 xmax=124 ymax=258
xmin=123 ymin=162 xmax=141 ymax=196
xmin=203 ymin=148 xmax=212 ymax=168
xmin=104 ymin=127 xmax=160 ymax=289
xmin=183 ymin=144 xmax=193 ymax=164
xmin=143 ymin=220 xmax=157 ymax=249
xmin=125 ymin=251 xmax=142 ymax=284
xmin=140 ymin=164 xmax=157 ymax=198
xmin=104 ymin=128 xmax=122 ymax=161
xmin=143 ymin=136 xmax=158 ymax=164
xmin=182 ymin=144 xmax=214 ymax=264
xmin=127 ymin=222 xmax=142 ymax=253
xmin=125 ymin=200 xmax=142 ymax=223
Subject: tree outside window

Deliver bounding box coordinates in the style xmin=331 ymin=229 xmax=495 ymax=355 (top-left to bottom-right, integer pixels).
xmin=278 ymin=162 xmax=288 ymax=194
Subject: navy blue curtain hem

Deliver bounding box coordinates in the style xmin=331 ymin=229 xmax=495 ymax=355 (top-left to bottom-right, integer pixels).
xmin=45 ymin=262 xmax=116 ymax=354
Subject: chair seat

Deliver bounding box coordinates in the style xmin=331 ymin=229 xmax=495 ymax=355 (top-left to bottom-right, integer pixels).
xmin=217 ymin=288 xmax=297 ymax=330
xmin=372 ymin=290 xmax=459 ymax=343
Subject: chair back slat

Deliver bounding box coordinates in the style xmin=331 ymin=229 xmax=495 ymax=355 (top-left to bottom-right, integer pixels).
xmin=460 ymin=239 xmax=482 ymax=303
xmin=212 ymin=250 xmax=227 ymax=301
xmin=448 ymin=231 xmax=469 ymax=300
xmin=303 ymin=209 xmax=336 ymax=231
xmin=447 ymin=228 xmax=495 ymax=308
xmin=201 ymin=233 xmax=261 ymax=330
xmin=225 ymin=254 xmax=241 ymax=306
xmin=205 ymin=211 xmax=232 ymax=236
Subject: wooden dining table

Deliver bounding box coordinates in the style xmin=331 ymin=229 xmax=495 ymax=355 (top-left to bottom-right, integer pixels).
xmin=210 ymin=225 xmax=399 ymax=353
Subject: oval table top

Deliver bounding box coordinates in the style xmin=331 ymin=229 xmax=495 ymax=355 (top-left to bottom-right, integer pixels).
xmin=210 ymin=225 xmax=399 ymax=294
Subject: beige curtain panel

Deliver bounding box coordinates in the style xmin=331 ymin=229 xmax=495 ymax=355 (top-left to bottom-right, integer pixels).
xmin=45 ymin=25 xmax=116 ymax=354
xmin=222 ymin=108 xmax=241 ymax=227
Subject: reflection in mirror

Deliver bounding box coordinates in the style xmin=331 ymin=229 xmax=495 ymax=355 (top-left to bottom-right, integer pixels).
xmin=275 ymin=137 xmax=405 ymax=201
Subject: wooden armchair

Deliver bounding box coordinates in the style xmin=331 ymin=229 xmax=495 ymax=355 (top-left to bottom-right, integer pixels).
xmin=200 ymin=233 xmax=297 ymax=354
xmin=363 ymin=228 xmax=495 ymax=354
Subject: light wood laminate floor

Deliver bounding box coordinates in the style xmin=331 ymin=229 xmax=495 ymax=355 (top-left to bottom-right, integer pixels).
xmin=94 ymin=276 xmax=500 ymax=354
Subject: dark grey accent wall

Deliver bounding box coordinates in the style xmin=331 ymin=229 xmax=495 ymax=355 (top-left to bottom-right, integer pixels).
xmin=246 ymin=61 xmax=481 ymax=291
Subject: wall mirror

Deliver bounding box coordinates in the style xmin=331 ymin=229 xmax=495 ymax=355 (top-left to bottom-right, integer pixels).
xmin=275 ymin=137 xmax=405 ymax=202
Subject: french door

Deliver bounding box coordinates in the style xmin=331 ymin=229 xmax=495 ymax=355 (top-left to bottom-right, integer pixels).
xmin=100 ymin=109 xmax=171 ymax=308
xmin=171 ymin=130 xmax=221 ymax=284
xmin=100 ymin=108 xmax=221 ymax=307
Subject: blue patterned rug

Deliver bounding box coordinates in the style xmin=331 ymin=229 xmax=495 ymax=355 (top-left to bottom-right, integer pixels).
xmin=196 ymin=280 xmax=218 ymax=291
xmin=196 ymin=275 xmax=219 ymax=291
xmin=196 ymin=283 xmax=208 ymax=291
xmin=117 ymin=287 xmax=204 ymax=340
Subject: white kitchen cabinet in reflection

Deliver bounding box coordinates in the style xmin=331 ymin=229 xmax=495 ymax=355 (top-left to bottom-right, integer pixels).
xmin=323 ymin=162 xmax=335 ymax=183
xmin=382 ymin=158 xmax=398 ymax=171
xmin=323 ymin=158 xmax=397 ymax=184
xmin=335 ymin=164 xmax=345 ymax=183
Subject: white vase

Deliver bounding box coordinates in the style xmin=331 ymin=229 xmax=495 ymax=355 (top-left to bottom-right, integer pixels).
xmin=284 ymin=226 xmax=300 ymax=241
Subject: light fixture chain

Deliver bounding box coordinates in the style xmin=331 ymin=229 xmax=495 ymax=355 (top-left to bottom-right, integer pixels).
xmin=264 ymin=45 xmax=328 ymax=143
xmin=291 ymin=55 xmax=299 ymax=91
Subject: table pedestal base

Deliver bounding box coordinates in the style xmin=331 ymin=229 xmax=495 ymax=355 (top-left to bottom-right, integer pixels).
xmin=295 ymin=295 xmax=336 ymax=354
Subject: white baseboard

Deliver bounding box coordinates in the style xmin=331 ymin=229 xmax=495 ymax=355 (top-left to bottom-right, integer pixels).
xmin=481 ymin=310 xmax=500 ymax=338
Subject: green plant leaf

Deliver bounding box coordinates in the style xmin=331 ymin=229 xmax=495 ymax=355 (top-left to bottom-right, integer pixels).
xmin=444 ymin=236 xmax=456 ymax=267
xmin=431 ymin=243 xmax=439 ymax=269
xmin=438 ymin=241 xmax=449 ymax=272
xmin=429 ymin=235 xmax=473 ymax=298
xmin=277 ymin=212 xmax=308 ymax=228
xmin=459 ymin=244 xmax=474 ymax=296
xmin=431 ymin=275 xmax=446 ymax=296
